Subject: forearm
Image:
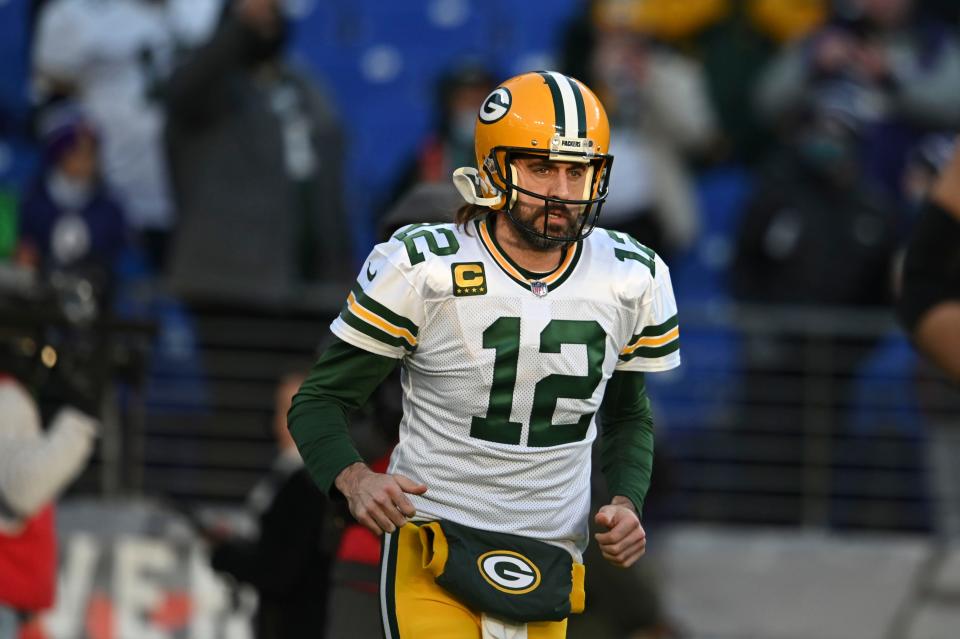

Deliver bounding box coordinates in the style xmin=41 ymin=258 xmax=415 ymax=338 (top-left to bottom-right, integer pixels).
xmin=289 ymin=403 xmax=363 ymax=496
xmin=915 ymin=303 xmax=960 ymax=383
xmin=609 ymin=495 xmax=638 ymax=514
xmin=287 ymin=338 xmax=398 ymax=495
xmin=599 ymin=372 xmax=655 ymax=516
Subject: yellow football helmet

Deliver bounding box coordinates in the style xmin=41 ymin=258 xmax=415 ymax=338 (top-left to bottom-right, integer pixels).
xmin=452 ymin=71 xmax=614 ymax=242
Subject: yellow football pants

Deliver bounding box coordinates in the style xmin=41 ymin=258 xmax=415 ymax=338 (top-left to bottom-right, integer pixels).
xmin=379 ymin=523 xmax=569 ymax=638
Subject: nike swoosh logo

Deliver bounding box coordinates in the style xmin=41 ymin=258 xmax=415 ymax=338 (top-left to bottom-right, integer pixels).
xmin=366 ymin=262 xmax=378 ymax=281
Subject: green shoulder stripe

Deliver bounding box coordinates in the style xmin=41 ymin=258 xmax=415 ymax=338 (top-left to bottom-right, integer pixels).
xmin=634 ymin=315 xmax=679 ymax=340
xmin=338 ymin=308 xmax=416 ymax=352
xmin=350 ymin=282 xmax=419 ymax=336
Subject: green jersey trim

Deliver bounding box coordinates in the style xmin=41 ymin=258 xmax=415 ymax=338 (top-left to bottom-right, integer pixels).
xmin=620 ymin=314 xmax=680 ymax=361
xmin=338 ymin=282 xmax=419 ymax=352
xmin=475 ymin=217 xmax=583 ymax=292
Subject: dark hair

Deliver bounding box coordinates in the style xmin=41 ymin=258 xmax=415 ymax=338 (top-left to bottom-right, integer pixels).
xmin=455 ymin=204 xmax=493 ymax=235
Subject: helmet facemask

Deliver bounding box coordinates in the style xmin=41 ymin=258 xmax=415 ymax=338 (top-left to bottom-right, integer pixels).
xmin=484 ymin=145 xmax=613 ymax=247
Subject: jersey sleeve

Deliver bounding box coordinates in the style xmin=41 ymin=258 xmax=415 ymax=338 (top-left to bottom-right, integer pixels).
xmin=616 ymin=254 xmax=681 ymax=373
xmin=330 ymin=240 xmax=425 ymax=359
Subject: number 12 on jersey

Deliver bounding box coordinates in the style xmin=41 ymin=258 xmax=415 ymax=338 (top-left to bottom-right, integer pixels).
xmin=470 ymin=317 xmax=606 ymax=447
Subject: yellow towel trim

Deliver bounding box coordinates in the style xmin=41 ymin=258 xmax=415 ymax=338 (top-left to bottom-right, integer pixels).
xmin=569 ymin=562 xmax=586 ymax=614
xmin=418 ymin=521 xmax=449 ymax=578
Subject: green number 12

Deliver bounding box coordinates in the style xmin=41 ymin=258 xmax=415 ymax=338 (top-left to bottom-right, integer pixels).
xmin=470 ymin=318 xmax=606 ymax=447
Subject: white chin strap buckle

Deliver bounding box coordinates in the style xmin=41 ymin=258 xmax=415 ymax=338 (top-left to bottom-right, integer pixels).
xmin=452 ymin=167 xmax=503 ymax=207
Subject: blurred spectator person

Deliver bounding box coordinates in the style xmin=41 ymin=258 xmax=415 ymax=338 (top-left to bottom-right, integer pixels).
xmin=205 ymin=371 xmax=334 ymax=639
xmin=697 ymin=0 xmax=827 ymax=163
xmin=755 ymin=0 xmax=960 ymax=199
xmin=16 ymin=106 xmax=127 ymax=305
xmin=730 ymin=102 xmax=899 ymax=519
xmin=390 ymin=64 xmax=495 ymax=206
xmin=569 ymin=1 xmax=827 ymax=165
xmin=0 ymin=376 xmax=97 ymax=639
xmin=164 ymin=0 xmax=351 ymax=308
xmin=899 ymin=143 xmax=960 ymax=385
xmin=581 ymin=0 xmax=730 ymax=47
xmin=732 ymin=102 xmax=898 ymax=309
xmin=578 ymin=19 xmax=717 ymax=257
xmin=898 ymin=141 xmax=960 ymax=540
xmin=893 ymin=132 xmax=956 ymax=285
xmin=30 ymin=0 xmax=219 ymax=270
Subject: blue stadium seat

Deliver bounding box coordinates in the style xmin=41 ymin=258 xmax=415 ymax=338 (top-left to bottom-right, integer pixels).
xmin=0 ymin=0 xmax=30 ymax=126
xmin=290 ymin=0 xmax=582 ymax=255
xmin=647 ymin=166 xmax=753 ymax=438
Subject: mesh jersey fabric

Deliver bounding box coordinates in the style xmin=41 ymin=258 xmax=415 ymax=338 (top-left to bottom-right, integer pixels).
xmin=330 ymin=218 xmax=680 ymax=554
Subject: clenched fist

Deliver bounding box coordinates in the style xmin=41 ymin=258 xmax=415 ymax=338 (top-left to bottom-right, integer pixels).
xmin=594 ymin=496 xmax=646 ymax=568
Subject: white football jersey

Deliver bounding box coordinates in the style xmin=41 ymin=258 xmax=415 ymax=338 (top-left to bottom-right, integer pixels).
xmin=331 ymin=218 xmax=680 ymax=554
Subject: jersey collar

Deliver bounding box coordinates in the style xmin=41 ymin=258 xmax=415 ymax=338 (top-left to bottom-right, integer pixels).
xmin=475 ymin=217 xmax=583 ymax=293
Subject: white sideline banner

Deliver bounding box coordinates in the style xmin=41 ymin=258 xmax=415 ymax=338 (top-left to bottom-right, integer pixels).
xmin=28 ymin=499 xmax=255 ymax=639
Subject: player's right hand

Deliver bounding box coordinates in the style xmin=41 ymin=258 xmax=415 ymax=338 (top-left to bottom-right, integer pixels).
xmin=334 ymin=462 xmax=428 ymax=535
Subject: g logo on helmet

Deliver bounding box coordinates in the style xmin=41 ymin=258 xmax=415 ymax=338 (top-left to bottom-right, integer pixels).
xmin=477 ymin=550 xmax=542 ymax=594
xmin=479 ymin=88 xmax=512 ymax=124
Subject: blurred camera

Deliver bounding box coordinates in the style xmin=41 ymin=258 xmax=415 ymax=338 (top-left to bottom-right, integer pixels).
xmin=0 ymin=263 xmax=146 ymax=420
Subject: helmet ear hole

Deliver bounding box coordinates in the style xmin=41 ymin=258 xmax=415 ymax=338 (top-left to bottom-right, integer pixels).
xmin=452 ymin=167 xmax=502 ymax=207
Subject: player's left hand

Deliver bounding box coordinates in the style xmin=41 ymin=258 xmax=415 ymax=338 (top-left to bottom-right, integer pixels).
xmin=594 ymin=497 xmax=646 ymax=568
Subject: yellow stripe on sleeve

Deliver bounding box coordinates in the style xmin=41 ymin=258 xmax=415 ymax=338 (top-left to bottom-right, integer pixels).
xmin=347 ymin=292 xmax=418 ymax=349
xmin=621 ymin=326 xmax=680 ymax=355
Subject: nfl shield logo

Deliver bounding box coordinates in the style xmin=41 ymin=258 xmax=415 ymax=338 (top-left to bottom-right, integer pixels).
xmin=530 ymin=280 xmax=549 ymax=297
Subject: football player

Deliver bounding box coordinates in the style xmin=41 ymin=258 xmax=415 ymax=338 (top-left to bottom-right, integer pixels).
xmin=289 ymin=71 xmax=680 ymax=638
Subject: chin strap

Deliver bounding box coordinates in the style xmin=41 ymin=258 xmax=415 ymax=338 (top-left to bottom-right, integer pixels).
xmin=452 ymin=167 xmax=503 ymax=207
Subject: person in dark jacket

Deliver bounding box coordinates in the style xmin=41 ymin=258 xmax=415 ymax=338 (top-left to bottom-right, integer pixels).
xmin=205 ymin=372 xmax=334 ymax=639
xmin=899 ymin=142 xmax=960 ymax=381
xmin=898 ymin=139 xmax=960 ymax=541
xmin=164 ymin=0 xmax=351 ymax=308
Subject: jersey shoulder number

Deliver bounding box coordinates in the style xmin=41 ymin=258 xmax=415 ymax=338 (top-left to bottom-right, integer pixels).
xmin=391 ymin=222 xmax=462 ymax=266
xmin=598 ymin=228 xmax=657 ymax=278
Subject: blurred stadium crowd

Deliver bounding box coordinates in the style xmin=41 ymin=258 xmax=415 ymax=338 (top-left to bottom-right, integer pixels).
xmin=2 ymin=0 xmax=960 ymax=638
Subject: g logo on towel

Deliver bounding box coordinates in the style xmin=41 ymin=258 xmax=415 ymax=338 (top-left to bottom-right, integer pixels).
xmin=477 ymin=551 xmax=542 ymax=595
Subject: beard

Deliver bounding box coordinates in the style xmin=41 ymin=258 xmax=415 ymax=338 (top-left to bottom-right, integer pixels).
xmin=507 ymin=201 xmax=584 ymax=251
